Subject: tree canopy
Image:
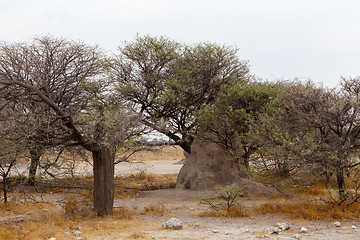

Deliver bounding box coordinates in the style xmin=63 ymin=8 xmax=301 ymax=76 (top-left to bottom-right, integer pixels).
xmin=0 ymin=36 xmax=142 ymax=215
xmin=1 ymin=34 xmax=360 ymax=208
xmin=108 ymin=35 xmax=251 ymax=153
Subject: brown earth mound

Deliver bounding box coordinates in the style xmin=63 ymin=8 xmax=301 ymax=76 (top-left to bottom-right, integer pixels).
xmin=176 ymin=140 xmax=275 ymax=197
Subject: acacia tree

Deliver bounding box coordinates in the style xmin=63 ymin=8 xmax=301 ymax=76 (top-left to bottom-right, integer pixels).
xmin=0 ymin=36 xmax=140 ymax=215
xmin=249 ymin=82 xmax=318 ymax=177
xmin=254 ymin=80 xmax=360 ymax=200
xmin=108 ymin=35 xmax=250 ymax=153
xmin=196 ymin=81 xmax=279 ymax=169
xmin=0 ymin=140 xmax=24 ymax=203
xmin=0 ymin=99 xmax=27 ymax=203
xmin=8 ymin=99 xmax=62 ymax=185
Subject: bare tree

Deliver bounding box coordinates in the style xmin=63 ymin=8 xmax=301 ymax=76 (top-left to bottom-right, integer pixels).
xmin=8 ymin=99 xmax=62 ymax=185
xmin=0 ymin=101 xmax=27 ymax=203
xmin=0 ymin=36 xmax=141 ymax=215
xmin=254 ymin=80 xmax=360 ymax=200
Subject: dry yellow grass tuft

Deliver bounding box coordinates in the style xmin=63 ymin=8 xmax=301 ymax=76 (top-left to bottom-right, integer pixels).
xmin=0 ymin=145 xmax=180 ymax=240
xmin=115 ymin=172 xmax=177 ymax=199
xmin=0 ymin=228 xmax=19 ymax=240
xmin=0 ymin=205 xmax=144 ymax=240
xmin=114 ymin=207 xmax=136 ymax=220
xmin=255 ymin=201 xmax=360 ymax=220
xmin=130 ymin=170 xmax=157 ymax=181
xmin=0 ymin=201 xmax=48 ymax=217
xmin=0 ymin=210 xmax=74 ymax=240
xmin=295 ymin=182 xmax=328 ymax=196
xmin=141 ymin=203 xmax=167 ymax=216
xmin=61 ymin=189 xmax=94 ymax=217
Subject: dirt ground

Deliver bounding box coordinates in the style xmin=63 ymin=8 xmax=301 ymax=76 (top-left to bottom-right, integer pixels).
xmin=3 ymin=145 xmax=360 ymax=239
xmin=116 ymin=146 xmax=360 ymax=240
xmin=115 ymin=190 xmax=360 ymax=240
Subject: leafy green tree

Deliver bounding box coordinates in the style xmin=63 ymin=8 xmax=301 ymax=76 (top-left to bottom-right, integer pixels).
xmin=108 ymin=35 xmax=250 ymax=153
xmin=196 ymin=81 xmax=280 ymax=169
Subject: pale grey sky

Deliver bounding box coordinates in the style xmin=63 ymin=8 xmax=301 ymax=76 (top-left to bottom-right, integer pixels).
xmin=1 ymin=0 xmax=360 ymax=87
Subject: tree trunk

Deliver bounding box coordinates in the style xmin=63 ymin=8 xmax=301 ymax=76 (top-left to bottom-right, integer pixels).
xmin=2 ymin=177 xmax=7 ymax=203
xmin=28 ymin=148 xmax=43 ymax=186
xmin=242 ymin=145 xmax=256 ymax=170
xmin=179 ymin=141 xmax=192 ymax=155
xmin=243 ymin=150 xmax=251 ymax=169
xmin=336 ymin=168 xmax=346 ymax=200
xmin=92 ymin=147 xmax=115 ymax=216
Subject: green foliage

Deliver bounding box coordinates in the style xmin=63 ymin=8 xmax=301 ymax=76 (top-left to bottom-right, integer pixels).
xmin=109 ymin=35 xmax=251 ymax=152
xmin=200 ymin=185 xmax=244 ymax=217
xmin=196 ymin=81 xmax=281 ymax=157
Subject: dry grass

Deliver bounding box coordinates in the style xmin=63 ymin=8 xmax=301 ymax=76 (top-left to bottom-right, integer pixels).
xmin=0 ymin=145 xmax=182 ymax=239
xmin=63 ymin=196 xmax=94 ymax=217
xmin=114 ymin=207 xmax=136 ymax=220
xmin=0 ymin=169 xmax=178 ymax=239
xmin=253 ymin=170 xmax=360 ymax=220
xmin=125 ymin=145 xmax=184 ymax=162
xmin=0 ymin=201 xmax=48 ymax=217
xmin=0 ymin=205 xmax=143 ymax=240
xmin=57 ymin=188 xmax=95 ymax=218
xmin=115 ymin=172 xmax=177 ymax=199
xmin=0 ymin=229 xmax=19 ymax=240
xmin=36 ymin=176 xmax=93 ymax=191
xmin=254 ymin=201 xmax=360 ymax=220
xmin=0 ymin=210 xmax=74 ymax=240
xmin=199 ymin=205 xmax=248 ymax=218
xmin=295 ymin=182 xmax=328 ymax=196
xmin=141 ymin=203 xmax=167 ymax=216
xmin=125 ymin=232 xmax=151 ymax=239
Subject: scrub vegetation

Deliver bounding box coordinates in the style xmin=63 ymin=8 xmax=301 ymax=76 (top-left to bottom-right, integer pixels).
xmin=1 ymin=35 xmax=360 ymax=239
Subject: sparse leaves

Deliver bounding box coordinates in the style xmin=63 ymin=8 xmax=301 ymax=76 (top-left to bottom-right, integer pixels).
xmin=200 ymin=185 xmax=244 ymax=217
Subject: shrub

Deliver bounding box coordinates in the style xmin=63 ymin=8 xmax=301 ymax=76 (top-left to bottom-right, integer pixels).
xmin=200 ymin=185 xmax=244 ymax=217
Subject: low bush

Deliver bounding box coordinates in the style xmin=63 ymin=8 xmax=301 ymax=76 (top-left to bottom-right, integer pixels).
xmin=200 ymin=204 xmax=247 ymax=218
xmin=200 ymin=185 xmax=245 ymax=217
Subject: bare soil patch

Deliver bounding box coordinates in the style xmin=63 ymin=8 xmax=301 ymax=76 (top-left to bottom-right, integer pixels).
xmin=1 ymin=146 xmax=360 ymax=239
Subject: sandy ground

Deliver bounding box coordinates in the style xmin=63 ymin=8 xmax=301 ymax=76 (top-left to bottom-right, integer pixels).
xmin=112 ymin=150 xmax=360 ymax=240
xmin=5 ymin=146 xmax=360 ymax=239
xmin=86 ymin=160 xmax=184 ymax=177
xmin=114 ymin=189 xmax=360 ymax=240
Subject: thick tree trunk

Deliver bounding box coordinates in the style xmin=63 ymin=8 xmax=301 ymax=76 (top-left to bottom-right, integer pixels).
xmin=179 ymin=141 xmax=192 ymax=155
xmin=28 ymin=148 xmax=43 ymax=186
xmin=336 ymin=168 xmax=346 ymax=200
xmin=92 ymin=147 xmax=115 ymax=216
xmin=2 ymin=178 xmax=7 ymax=203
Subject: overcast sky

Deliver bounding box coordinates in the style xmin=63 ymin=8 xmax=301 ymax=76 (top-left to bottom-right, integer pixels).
xmin=1 ymin=0 xmax=359 ymax=87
